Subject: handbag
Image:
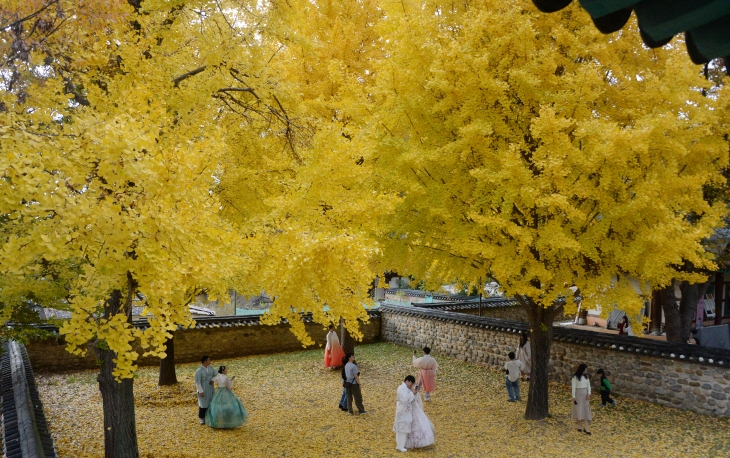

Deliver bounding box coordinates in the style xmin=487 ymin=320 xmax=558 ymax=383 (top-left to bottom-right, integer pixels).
xmin=343 ymin=381 xmax=353 ymax=389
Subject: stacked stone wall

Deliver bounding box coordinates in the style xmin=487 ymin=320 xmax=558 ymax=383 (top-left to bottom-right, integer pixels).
xmin=381 ymin=307 xmax=730 ymax=417
xmin=25 ymin=316 xmax=381 ymax=372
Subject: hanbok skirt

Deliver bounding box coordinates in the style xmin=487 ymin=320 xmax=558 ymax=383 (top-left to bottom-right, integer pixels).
xmin=206 ymin=388 xmax=247 ymax=428
xmin=324 ymin=342 xmax=346 ymax=368
xmin=572 ymin=388 xmax=592 ymax=421
xmin=419 ymin=368 xmax=436 ymax=392
xmin=406 ymin=397 xmax=435 ymax=449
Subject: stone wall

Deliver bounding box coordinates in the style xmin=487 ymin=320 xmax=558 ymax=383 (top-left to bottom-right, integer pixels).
xmin=26 ymin=315 xmax=381 ymax=373
xmin=381 ymin=305 xmax=730 ymax=417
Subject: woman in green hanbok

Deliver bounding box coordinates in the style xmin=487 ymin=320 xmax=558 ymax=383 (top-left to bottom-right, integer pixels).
xmin=205 ymin=366 xmax=247 ymax=428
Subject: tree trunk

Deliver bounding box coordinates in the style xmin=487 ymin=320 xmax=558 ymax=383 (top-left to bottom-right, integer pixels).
xmin=158 ymin=334 xmax=178 ymax=386
xmin=521 ymin=298 xmax=558 ymax=420
xmin=660 ymin=283 xmax=681 ymax=342
xmin=679 ymin=281 xmax=710 ymax=343
xmin=96 ymin=282 xmax=139 ymax=458
xmin=340 ymin=318 xmax=355 ymax=355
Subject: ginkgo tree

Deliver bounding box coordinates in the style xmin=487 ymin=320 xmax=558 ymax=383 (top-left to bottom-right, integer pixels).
xmin=351 ymin=0 xmax=730 ymax=420
xmin=1 ymin=0 xmax=389 ymax=455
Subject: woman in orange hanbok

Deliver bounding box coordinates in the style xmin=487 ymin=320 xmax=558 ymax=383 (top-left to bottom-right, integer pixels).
xmin=324 ymin=325 xmax=346 ymax=368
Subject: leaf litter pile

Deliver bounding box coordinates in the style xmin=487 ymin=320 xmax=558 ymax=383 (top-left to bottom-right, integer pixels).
xmin=37 ymin=343 xmax=729 ymax=457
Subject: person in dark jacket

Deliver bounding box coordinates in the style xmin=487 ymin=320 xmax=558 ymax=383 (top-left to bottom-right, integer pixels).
xmin=596 ymin=368 xmax=617 ymax=407
xmin=339 ymin=355 xmax=348 ymax=411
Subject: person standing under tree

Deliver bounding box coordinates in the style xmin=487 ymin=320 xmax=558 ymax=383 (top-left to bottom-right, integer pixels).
xmin=324 ymin=324 xmax=346 ymax=369
xmin=515 ymin=333 xmax=531 ymax=381
xmin=344 ymin=353 xmax=366 ymax=415
xmin=205 ymin=366 xmax=247 ymax=428
xmin=194 ymin=355 xmax=217 ymax=425
xmin=412 ymin=347 xmax=438 ymax=401
xmin=504 ymin=352 xmax=525 ymax=402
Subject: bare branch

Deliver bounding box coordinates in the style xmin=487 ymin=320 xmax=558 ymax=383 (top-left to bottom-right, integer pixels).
xmin=217 ymin=87 xmax=260 ymax=99
xmin=0 ymin=0 xmax=59 ymax=31
xmin=172 ymin=66 xmax=207 ymax=87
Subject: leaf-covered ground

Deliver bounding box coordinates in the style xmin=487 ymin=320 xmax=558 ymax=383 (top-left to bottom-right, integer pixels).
xmin=37 ymin=343 xmax=729 ymax=457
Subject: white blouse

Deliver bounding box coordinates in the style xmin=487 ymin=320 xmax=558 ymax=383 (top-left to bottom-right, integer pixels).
xmin=215 ymin=374 xmax=233 ymax=390
xmin=571 ymin=375 xmax=591 ymax=397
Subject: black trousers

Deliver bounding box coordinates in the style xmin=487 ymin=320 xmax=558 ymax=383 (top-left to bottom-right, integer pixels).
xmin=198 ymin=407 xmax=208 ymax=419
xmin=346 ymin=384 xmax=365 ymax=414
xmin=600 ymin=390 xmax=614 ymax=405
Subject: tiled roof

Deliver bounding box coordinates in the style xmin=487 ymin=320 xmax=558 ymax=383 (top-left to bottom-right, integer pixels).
xmin=532 ymin=0 xmax=730 ymax=65
xmin=381 ymin=304 xmax=730 ymax=367
xmin=414 ymin=297 xmax=519 ymax=311
xmin=24 ymin=310 xmax=382 ymax=333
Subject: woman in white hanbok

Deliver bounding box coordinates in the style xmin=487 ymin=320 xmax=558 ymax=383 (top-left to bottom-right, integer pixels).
xmin=406 ymin=386 xmax=435 ymax=449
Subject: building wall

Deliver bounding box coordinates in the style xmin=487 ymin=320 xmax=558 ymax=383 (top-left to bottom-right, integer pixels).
xmin=381 ymin=308 xmax=730 ymax=417
xmin=26 ymin=316 xmax=381 ymax=373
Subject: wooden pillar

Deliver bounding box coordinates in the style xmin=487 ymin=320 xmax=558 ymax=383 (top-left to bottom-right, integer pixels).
xmin=714 ymin=272 xmax=724 ymax=326
xmin=650 ymin=290 xmax=662 ymax=334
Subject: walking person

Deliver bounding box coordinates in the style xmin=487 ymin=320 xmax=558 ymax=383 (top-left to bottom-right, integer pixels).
xmin=572 ymin=363 xmax=592 ymax=434
xmin=515 ymin=333 xmax=531 ymax=381
xmin=412 ymin=347 xmax=438 ymax=401
xmin=205 ymin=366 xmax=247 ymax=428
xmin=344 ymin=353 xmax=366 ymax=415
xmin=194 ymin=355 xmax=217 ymax=425
xmin=596 ymin=368 xmax=617 ymax=407
xmin=504 ymin=352 xmax=525 ymax=402
xmin=394 ymin=375 xmax=416 ymax=452
xmin=325 ymin=324 xmax=346 ymax=369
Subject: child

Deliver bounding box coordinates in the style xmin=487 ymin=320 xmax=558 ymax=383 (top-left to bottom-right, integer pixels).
xmin=596 ymin=368 xmax=617 ymax=407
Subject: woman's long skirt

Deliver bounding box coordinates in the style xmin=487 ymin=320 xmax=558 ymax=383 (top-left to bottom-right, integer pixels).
xmin=206 ymin=388 xmax=247 ymax=428
xmin=572 ymin=387 xmax=592 ymax=421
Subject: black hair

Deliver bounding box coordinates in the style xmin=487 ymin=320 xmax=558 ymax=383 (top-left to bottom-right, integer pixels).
xmin=404 ymin=375 xmax=416 ymax=383
xmin=341 ymin=354 xmax=349 ymax=366
xmin=508 ymin=351 xmax=516 ymax=360
xmin=345 ymin=352 xmax=354 ymax=362
xmin=622 ymin=316 xmax=629 ymax=324
xmin=574 ymin=363 xmax=588 ymax=380
xmin=218 ymin=365 xmax=226 ymax=374
xmin=519 ymin=333 xmax=528 ymax=347
xmin=328 ymin=324 xmax=335 ymax=330
xmin=423 ymin=347 xmax=431 ymax=354
xmin=201 ymin=355 xmax=210 ymax=364
xmin=596 ymin=368 xmax=605 ymax=375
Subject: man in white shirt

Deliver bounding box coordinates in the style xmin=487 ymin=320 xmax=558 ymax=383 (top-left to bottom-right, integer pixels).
xmin=504 ymin=351 xmax=525 ymax=402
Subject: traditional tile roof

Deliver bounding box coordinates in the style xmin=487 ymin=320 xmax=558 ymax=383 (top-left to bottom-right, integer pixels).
xmin=413 ymin=297 xmax=519 ymax=312
xmin=532 ymin=0 xmax=730 ymax=65
xmin=381 ymin=304 xmax=730 ymax=367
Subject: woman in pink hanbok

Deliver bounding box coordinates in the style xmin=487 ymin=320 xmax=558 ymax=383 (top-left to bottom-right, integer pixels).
xmin=324 ymin=325 xmax=345 ymax=368
xmin=412 ymin=347 xmax=438 ymax=400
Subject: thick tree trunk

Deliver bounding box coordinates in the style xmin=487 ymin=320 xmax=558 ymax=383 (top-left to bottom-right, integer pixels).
xmin=679 ymin=281 xmax=710 ymax=343
xmin=158 ymin=334 xmax=178 ymax=386
xmin=660 ymin=284 xmax=681 ymax=342
xmin=96 ymin=282 xmax=139 ymax=458
xmin=521 ymin=298 xmax=558 ymax=420
xmin=340 ymin=318 xmax=355 ymax=355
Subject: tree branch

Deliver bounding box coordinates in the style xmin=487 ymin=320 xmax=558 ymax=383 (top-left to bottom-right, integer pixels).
xmin=0 ymin=0 xmax=59 ymax=31
xmin=217 ymin=87 xmax=260 ymax=99
xmin=172 ymin=66 xmax=207 ymax=87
